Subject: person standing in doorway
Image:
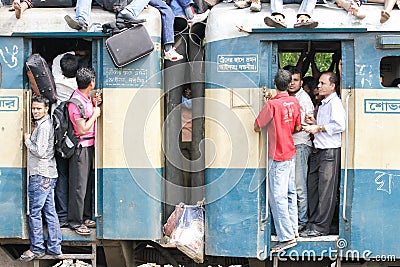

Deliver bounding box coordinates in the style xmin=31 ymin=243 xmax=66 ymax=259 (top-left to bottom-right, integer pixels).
xmin=19 ymin=95 xmax=62 ymax=261
xmin=302 ymin=71 xmax=345 ymax=237
xmin=254 ymin=69 xmax=301 ymax=252
xmin=285 ymin=66 xmax=314 ymax=234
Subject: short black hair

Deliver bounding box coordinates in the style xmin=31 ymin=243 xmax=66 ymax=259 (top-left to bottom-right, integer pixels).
xmin=275 ymin=69 xmax=292 ymax=91
xmin=283 ymin=65 xmax=302 ymax=78
xmin=32 ymin=94 xmax=49 ymax=107
xmin=303 ymin=76 xmax=318 ymax=90
xmin=76 ymin=67 xmax=96 ymax=90
xmin=60 ymin=54 xmax=79 ymax=78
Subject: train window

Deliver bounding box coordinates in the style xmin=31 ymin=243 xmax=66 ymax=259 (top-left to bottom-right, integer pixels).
xmin=380 ymin=56 xmax=400 ymax=87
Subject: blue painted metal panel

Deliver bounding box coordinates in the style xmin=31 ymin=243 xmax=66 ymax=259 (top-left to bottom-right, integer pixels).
xmin=100 ymin=168 xmax=162 ymax=240
xmin=0 ymin=168 xmax=24 ymax=238
xmin=205 ymin=168 xmax=267 ymax=257
xmin=348 ymin=169 xmax=400 ymax=258
xmin=102 ymin=37 xmax=161 ymax=89
xmin=205 ymin=37 xmax=262 ymax=89
xmin=0 ymin=37 xmax=24 ymax=89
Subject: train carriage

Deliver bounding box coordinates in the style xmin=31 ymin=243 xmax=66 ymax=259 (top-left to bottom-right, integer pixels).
xmin=0 ymin=1 xmax=399 ymax=266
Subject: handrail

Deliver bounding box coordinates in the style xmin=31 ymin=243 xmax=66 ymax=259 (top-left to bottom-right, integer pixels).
xmin=94 ymin=92 xmax=99 ymax=218
xmin=26 ymin=90 xmax=31 ymax=215
xmin=342 ymin=87 xmax=352 ymax=223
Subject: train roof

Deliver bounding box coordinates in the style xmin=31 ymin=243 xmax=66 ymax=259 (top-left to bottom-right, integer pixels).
xmin=0 ymin=5 xmax=161 ymax=36
xmin=206 ymin=2 xmax=400 ymax=42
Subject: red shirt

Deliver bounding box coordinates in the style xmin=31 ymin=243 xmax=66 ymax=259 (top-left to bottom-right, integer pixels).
xmin=255 ymin=92 xmax=301 ymax=161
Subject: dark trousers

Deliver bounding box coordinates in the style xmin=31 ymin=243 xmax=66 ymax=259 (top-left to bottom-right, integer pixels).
xmin=307 ymin=148 xmax=341 ymax=234
xmin=68 ymin=146 xmax=94 ymax=229
xmin=55 ymin=154 xmax=69 ymax=223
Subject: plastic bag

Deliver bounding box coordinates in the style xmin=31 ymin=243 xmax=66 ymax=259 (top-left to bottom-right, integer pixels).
xmin=171 ymin=205 xmax=204 ymax=263
xmin=163 ymin=203 xmax=184 ymax=237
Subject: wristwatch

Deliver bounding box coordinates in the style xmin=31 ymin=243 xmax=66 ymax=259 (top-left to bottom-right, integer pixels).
xmin=319 ymin=125 xmax=323 ymax=132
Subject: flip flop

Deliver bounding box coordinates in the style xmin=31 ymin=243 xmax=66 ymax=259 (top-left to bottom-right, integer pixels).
xmin=18 ymin=250 xmax=45 ymax=262
xmin=294 ymin=20 xmax=319 ymax=28
xmin=380 ymin=10 xmax=390 ymax=23
xmin=264 ymin=16 xmax=287 ymax=28
xmin=84 ymin=219 xmax=96 ymax=228
xmin=74 ymin=224 xmax=91 ymax=235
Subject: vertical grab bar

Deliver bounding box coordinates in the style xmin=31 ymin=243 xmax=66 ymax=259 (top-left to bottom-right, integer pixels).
xmin=26 ymin=90 xmax=31 ymax=215
xmin=94 ymin=94 xmax=99 ymax=218
xmin=342 ymin=88 xmax=352 ymax=223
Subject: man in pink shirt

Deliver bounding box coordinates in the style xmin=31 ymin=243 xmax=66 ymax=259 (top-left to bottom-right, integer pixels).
xmin=254 ymin=69 xmax=301 ymax=253
xmin=68 ymin=68 xmax=101 ymax=235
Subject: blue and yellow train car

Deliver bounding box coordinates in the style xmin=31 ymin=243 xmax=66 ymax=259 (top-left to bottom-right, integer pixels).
xmin=205 ymin=2 xmax=400 ymax=265
xmin=0 ymin=5 xmax=165 ymax=266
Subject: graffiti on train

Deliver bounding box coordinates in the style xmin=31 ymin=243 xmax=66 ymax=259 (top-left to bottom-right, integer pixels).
xmin=375 ymin=171 xmax=400 ymax=195
xmin=0 ymin=45 xmax=18 ymax=69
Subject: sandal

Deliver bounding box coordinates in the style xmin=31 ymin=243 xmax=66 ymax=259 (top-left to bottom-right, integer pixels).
xmin=74 ymin=224 xmax=91 ymax=235
xmin=294 ymin=15 xmax=318 ymax=28
xmin=164 ymin=48 xmax=183 ymax=62
xmin=380 ymin=10 xmax=390 ymax=23
xmin=84 ymin=219 xmax=96 ymax=228
xmin=264 ymin=14 xmax=287 ymax=28
xmin=18 ymin=250 xmax=45 ymax=262
xmin=270 ymin=239 xmax=297 ymax=253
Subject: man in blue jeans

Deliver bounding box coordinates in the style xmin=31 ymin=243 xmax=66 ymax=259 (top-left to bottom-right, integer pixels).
xmin=19 ymin=95 xmax=62 ymax=261
xmin=285 ymin=66 xmax=314 ymax=233
xmin=254 ymin=69 xmax=302 ymax=253
xmin=65 ymin=0 xmax=183 ymax=61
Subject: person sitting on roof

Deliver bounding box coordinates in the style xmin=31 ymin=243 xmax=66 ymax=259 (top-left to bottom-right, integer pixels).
xmin=263 ymin=0 xmax=319 ymax=28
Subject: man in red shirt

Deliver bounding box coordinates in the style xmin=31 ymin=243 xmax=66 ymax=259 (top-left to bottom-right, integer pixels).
xmin=254 ymin=69 xmax=301 ymax=253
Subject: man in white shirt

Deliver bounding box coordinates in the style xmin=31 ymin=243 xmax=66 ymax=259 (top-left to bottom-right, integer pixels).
xmin=302 ymin=71 xmax=345 ymax=237
xmin=286 ymin=66 xmax=314 ymax=234
xmin=52 ymin=52 xmax=79 ymax=227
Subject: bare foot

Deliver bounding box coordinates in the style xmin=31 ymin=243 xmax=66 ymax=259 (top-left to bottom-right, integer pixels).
xmin=13 ymin=0 xmax=22 ymax=19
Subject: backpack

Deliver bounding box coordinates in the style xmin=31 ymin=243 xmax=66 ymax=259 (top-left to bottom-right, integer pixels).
xmin=52 ymin=98 xmax=86 ymax=159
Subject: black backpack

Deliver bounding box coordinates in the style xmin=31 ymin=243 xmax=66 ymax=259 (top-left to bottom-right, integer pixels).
xmin=52 ymin=98 xmax=86 ymax=159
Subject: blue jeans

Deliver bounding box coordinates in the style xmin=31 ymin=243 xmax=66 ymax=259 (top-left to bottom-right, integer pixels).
xmin=271 ymin=0 xmax=317 ymax=17
xmin=170 ymin=0 xmax=194 ymax=17
xmin=294 ymin=144 xmax=312 ymax=227
xmin=75 ymin=0 xmax=92 ymax=24
xmin=28 ymin=175 xmax=62 ymax=255
xmin=149 ymin=0 xmax=175 ymax=45
xmin=268 ymin=157 xmax=297 ymax=242
xmin=124 ymin=0 xmax=150 ymax=17
xmin=55 ymin=155 xmax=69 ymax=223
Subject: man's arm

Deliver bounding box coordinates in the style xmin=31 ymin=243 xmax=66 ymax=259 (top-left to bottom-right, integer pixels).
xmin=75 ymin=107 xmax=101 ymax=136
xmin=24 ymin=125 xmax=51 ymax=158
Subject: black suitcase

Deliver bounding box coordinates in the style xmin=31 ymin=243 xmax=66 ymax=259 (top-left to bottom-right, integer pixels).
xmin=105 ymin=24 xmax=154 ymax=68
xmin=31 ymin=0 xmax=73 ymax=7
xmin=26 ymin=53 xmax=57 ymax=104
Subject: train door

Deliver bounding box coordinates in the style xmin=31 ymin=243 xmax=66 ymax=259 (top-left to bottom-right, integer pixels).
xmin=205 ymin=38 xmax=271 ymax=260
xmin=99 ymin=31 xmax=163 ymax=240
xmin=0 ymin=36 xmax=26 ymax=238
xmin=268 ymin=40 xmax=354 ymax=257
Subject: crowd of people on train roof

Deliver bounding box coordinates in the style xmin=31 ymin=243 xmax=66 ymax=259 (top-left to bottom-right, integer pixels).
xmin=6 ymin=0 xmax=399 ymax=33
